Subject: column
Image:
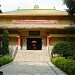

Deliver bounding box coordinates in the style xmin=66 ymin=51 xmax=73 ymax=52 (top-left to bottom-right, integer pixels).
xmin=18 ymin=35 xmax=21 ymax=50
xmin=46 ymin=37 xmax=50 ymax=50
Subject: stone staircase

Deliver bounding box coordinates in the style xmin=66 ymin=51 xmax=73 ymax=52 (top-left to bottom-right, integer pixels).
xmin=14 ymin=50 xmax=50 ymax=62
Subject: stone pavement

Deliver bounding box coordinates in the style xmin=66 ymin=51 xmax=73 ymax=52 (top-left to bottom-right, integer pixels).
xmin=0 ymin=50 xmax=67 ymax=75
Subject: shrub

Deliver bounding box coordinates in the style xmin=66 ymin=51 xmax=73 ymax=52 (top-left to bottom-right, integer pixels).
xmin=52 ymin=41 xmax=75 ymax=58
xmin=51 ymin=57 xmax=75 ymax=75
xmin=2 ymin=56 xmax=13 ymax=65
xmin=0 ymin=56 xmax=13 ymax=66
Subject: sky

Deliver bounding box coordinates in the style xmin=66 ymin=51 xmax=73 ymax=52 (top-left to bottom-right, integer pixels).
xmin=0 ymin=0 xmax=67 ymax=12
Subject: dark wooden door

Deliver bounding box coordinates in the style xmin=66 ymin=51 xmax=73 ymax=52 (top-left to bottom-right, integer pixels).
xmin=27 ymin=38 xmax=42 ymax=50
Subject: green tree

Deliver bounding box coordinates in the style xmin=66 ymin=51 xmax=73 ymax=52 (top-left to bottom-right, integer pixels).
xmin=0 ymin=47 xmax=3 ymax=56
xmin=63 ymin=0 xmax=75 ymax=24
xmin=2 ymin=30 xmax=9 ymax=55
xmin=0 ymin=5 xmax=2 ymax=13
xmin=63 ymin=0 xmax=75 ymax=15
xmin=0 ymin=9 xmax=2 ymax=13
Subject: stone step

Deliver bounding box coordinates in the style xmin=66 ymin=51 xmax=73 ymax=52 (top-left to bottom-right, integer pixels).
xmin=14 ymin=50 xmax=50 ymax=62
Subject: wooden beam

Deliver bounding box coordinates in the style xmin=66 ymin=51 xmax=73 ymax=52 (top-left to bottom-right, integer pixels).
xmin=0 ymin=34 xmax=18 ymax=37
xmin=48 ymin=34 xmax=75 ymax=37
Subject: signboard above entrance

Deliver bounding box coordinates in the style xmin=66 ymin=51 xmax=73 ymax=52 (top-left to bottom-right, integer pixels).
xmin=29 ymin=31 xmax=40 ymax=36
xmin=13 ymin=20 xmax=58 ymax=24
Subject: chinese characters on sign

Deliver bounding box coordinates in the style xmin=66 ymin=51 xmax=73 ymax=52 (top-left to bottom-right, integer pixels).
xmin=29 ymin=31 xmax=40 ymax=36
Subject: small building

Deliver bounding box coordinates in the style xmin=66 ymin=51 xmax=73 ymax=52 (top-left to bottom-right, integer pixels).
xmin=0 ymin=7 xmax=75 ymax=50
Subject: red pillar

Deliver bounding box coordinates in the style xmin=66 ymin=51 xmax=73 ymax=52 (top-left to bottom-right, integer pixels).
xmin=46 ymin=37 xmax=50 ymax=46
xmin=46 ymin=37 xmax=50 ymax=50
xmin=18 ymin=35 xmax=21 ymax=50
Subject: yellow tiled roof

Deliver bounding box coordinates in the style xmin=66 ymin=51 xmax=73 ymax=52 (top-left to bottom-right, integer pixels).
xmin=3 ymin=9 xmax=68 ymax=16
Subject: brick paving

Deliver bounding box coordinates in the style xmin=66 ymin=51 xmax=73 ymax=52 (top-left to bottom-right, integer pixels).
xmin=0 ymin=50 xmax=67 ymax=75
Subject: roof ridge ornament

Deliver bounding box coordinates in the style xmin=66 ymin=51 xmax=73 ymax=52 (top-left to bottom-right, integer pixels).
xmin=34 ymin=5 xmax=39 ymax=9
xmin=53 ymin=7 xmax=56 ymax=10
xmin=17 ymin=7 xmax=20 ymax=10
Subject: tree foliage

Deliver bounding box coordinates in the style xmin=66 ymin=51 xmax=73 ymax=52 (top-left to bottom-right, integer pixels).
xmin=0 ymin=47 xmax=3 ymax=56
xmin=0 ymin=9 xmax=2 ymax=13
xmin=2 ymin=30 xmax=9 ymax=55
xmin=63 ymin=0 xmax=75 ymax=24
xmin=63 ymin=0 xmax=75 ymax=15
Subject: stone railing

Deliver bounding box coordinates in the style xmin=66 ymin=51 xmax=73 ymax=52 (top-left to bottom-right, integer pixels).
xmin=48 ymin=45 xmax=54 ymax=59
xmin=9 ymin=45 xmax=18 ymax=59
xmin=48 ymin=46 xmax=61 ymax=58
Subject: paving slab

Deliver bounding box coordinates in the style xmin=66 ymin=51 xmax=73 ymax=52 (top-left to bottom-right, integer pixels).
xmin=0 ymin=50 xmax=67 ymax=75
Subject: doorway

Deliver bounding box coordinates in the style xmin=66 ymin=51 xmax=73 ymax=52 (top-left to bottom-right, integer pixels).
xmin=27 ymin=38 xmax=42 ymax=50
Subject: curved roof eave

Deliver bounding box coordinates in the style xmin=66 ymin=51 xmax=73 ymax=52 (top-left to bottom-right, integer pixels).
xmin=0 ymin=14 xmax=68 ymax=17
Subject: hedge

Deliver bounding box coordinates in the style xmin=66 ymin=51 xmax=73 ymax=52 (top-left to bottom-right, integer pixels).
xmin=51 ymin=57 xmax=75 ymax=75
xmin=0 ymin=56 xmax=13 ymax=66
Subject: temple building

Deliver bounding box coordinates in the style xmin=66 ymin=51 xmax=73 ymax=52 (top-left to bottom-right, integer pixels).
xmin=0 ymin=6 xmax=75 ymax=50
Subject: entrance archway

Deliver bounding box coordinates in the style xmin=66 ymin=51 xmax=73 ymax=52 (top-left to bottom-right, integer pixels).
xmin=27 ymin=38 xmax=42 ymax=50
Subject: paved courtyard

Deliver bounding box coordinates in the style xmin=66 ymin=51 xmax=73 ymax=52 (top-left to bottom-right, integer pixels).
xmin=0 ymin=50 xmax=67 ymax=75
